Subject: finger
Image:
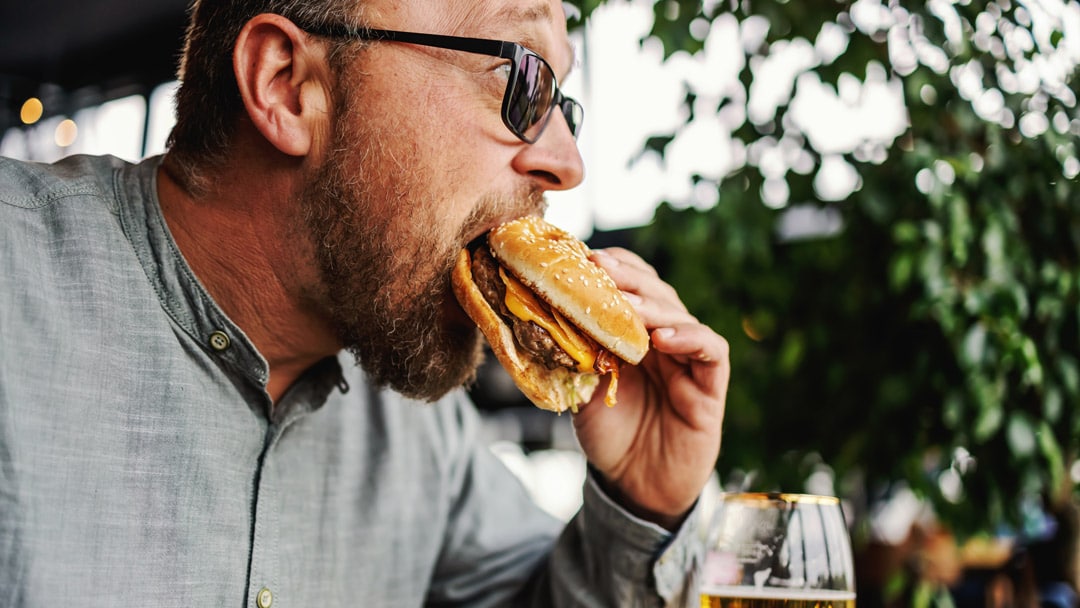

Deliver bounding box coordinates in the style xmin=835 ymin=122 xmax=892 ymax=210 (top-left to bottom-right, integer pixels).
xmin=625 ymin=291 xmax=698 ymax=331
xmin=650 ymin=324 xmax=731 ymax=425
xmin=590 ymin=247 xmax=658 ymax=278
xmin=652 ymin=324 xmax=731 ymax=381
xmin=591 ymin=250 xmax=686 ymax=313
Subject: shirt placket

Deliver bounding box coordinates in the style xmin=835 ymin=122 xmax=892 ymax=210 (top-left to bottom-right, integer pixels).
xmin=247 ymin=423 xmax=283 ymax=608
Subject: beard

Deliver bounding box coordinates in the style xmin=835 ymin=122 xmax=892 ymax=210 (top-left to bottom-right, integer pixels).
xmin=297 ymin=86 xmax=545 ymax=402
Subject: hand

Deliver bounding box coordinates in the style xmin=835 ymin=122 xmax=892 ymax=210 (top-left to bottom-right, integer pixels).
xmin=572 ymin=247 xmax=729 ymax=530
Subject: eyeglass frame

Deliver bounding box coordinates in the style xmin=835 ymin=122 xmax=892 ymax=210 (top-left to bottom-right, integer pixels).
xmin=296 ymin=23 xmax=584 ymax=144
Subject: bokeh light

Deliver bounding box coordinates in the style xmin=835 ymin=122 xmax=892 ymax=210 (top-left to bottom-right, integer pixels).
xmin=20 ymin=98 xmax=44 ymax=125
xmin=54 ymin=119 xmax=78 ymax=147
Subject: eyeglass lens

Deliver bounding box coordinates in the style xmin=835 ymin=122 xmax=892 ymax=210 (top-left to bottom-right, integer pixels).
xmin=559 ymin=97 xmax=582 ymax=137
xmin=506 ymin=53 xmax=579 ymax=142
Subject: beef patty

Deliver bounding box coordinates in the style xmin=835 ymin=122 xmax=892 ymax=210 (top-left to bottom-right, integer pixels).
xmin=470 ymin=246 xmax=578 ymax=370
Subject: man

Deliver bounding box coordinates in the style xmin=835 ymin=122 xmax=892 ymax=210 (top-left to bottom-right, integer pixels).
xmin=0 ymin=0 xmax=729 ymax=605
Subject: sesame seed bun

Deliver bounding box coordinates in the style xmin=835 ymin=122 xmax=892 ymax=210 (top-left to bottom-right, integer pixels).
xmin=488 ymin=216 xmax=649 ymax=365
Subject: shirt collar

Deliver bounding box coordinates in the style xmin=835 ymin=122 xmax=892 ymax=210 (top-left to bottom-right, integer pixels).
xmin=116 ymin=156 xmax=345 ymax=412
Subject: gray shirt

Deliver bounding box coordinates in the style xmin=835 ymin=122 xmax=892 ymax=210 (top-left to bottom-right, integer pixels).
xmin=0 ymin=154 xmax=698 ymax=607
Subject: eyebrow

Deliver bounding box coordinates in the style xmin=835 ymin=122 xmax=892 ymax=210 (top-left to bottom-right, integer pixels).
xmin=494 ymin=2 xmax=552 ymax=23
xmin=491 ymin=2 xmax=576 ymax=74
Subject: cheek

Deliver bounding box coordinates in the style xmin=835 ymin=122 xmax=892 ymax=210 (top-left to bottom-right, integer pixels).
xmin=354 ymin=74 xmax=513 ymax=241
xmin=405 ymin=83 xmax=511 ymax=184
xmin=405 ymin=130 xmax=504 ymax=233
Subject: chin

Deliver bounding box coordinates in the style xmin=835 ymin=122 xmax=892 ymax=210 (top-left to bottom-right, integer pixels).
xmin=356 ymin=305 xmax=486 ymax=402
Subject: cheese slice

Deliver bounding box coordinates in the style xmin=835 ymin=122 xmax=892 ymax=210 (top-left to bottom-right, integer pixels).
xmin=500 ymin=268 xmax=598 ymax=373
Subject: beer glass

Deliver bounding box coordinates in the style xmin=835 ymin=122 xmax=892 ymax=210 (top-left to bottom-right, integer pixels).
xmin=699 ymin=493 xmax=855 ymax=608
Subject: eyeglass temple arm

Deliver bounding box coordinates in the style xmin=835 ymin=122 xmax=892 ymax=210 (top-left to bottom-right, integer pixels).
xmin=298 ymin=23 xmax=517 ymax=61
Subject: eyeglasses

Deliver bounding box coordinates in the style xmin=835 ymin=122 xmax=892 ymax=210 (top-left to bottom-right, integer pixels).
xmin=298 ymin=24 xmax=583 ymax=144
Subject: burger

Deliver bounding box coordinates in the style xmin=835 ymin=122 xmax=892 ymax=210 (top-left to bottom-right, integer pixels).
xmin=452 ymin=216 xmax=650 ymax=413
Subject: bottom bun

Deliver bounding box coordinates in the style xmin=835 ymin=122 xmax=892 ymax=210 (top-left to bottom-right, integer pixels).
xmin=452 ymin=249 xmax=599 ymax=413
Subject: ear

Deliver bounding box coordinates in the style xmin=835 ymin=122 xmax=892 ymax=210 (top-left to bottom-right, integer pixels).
xmin=233 ymin=14 xmax=332 ymax=157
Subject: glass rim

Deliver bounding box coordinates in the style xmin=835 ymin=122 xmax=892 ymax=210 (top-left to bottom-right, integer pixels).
xmin=720 ymin=492 xmax=840 ymax=506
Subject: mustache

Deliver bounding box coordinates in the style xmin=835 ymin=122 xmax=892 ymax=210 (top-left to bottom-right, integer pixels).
xmin=455 ymin=186 xmax=548 ymax=247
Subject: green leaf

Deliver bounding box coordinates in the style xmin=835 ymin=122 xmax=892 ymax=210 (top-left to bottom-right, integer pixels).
xmin=1037 ymin=422 xmax=1064 ymax=490
xmin=943 ymin=393 xmax=964 ymax=430
xmin=1020 ymin=337 xmax=1043 ymax=387
xmin=961 ymin=322 xmax=987 ymax=367
xmin=642 ymin=134 xmax=676 ymax=160
xmin=1043 ymin=388 xmax=1062 ymax=423
xmin=1006 ymin=413 xmax=1036 ymax=458
xmin=973 ymin=392 xmax=1003 ymax=442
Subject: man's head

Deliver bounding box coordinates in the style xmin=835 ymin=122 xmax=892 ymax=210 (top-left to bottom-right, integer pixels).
xmin=166 ymin=0 xmax=584 ymax=400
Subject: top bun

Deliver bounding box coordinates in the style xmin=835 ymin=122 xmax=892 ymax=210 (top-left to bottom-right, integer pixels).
xmin=488 ymin=216 xmax=649 ymax=364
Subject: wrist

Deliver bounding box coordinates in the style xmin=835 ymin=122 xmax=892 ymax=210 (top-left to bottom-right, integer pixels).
xmin=591 ymin=468 xmax=691 ymax=531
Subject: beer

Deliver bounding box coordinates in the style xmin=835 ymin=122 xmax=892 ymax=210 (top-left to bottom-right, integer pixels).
xmin=700 ymin=585 xmax=856 ymax=608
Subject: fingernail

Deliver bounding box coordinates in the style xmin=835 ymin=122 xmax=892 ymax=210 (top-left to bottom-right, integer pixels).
xmin=655 ymin=327 xmax=676 ymax=339
xmin=624 ymin=292 xmax=643 ymax=305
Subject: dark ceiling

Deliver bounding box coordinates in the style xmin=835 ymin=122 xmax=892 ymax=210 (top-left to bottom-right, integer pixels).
xmin=0 ymin=0 xmax=190 ymax=130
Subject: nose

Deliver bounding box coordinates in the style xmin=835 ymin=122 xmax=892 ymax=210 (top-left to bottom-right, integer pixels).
xmin=511 ymin=110 xmax=584 ymax=191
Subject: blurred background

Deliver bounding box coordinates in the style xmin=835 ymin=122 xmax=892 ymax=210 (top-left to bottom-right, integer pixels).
xmin=3 ymin=0 xmax=1080 ymax=605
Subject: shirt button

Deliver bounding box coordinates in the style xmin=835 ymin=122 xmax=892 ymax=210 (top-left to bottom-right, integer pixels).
xmin=256 ymin=587 xmax=273 ymax=608
xmin=209 ymin=330 xmax=231 ymax=351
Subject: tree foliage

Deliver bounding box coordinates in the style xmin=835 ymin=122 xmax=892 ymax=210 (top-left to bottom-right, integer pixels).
xmin=565 ymin=0 xmax=1080 ymax=540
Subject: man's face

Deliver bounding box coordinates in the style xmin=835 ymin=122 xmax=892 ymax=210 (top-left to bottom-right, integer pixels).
xmin=299 ymin=0 xmax=583 ymax=401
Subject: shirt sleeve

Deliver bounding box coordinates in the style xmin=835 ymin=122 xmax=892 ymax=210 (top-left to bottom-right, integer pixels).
xmin=540 ymin=470 xmax=704 ymax=608
xmin=423 ymin=393 xmax=703 ymax=607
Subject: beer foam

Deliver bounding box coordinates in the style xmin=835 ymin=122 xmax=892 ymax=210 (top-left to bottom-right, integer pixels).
xmin=698 ymin=585 xmax=856 ymax=601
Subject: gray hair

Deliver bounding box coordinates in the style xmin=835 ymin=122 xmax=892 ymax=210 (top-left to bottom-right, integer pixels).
xmin=166 ymin=0 xmax=367 ymax=194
